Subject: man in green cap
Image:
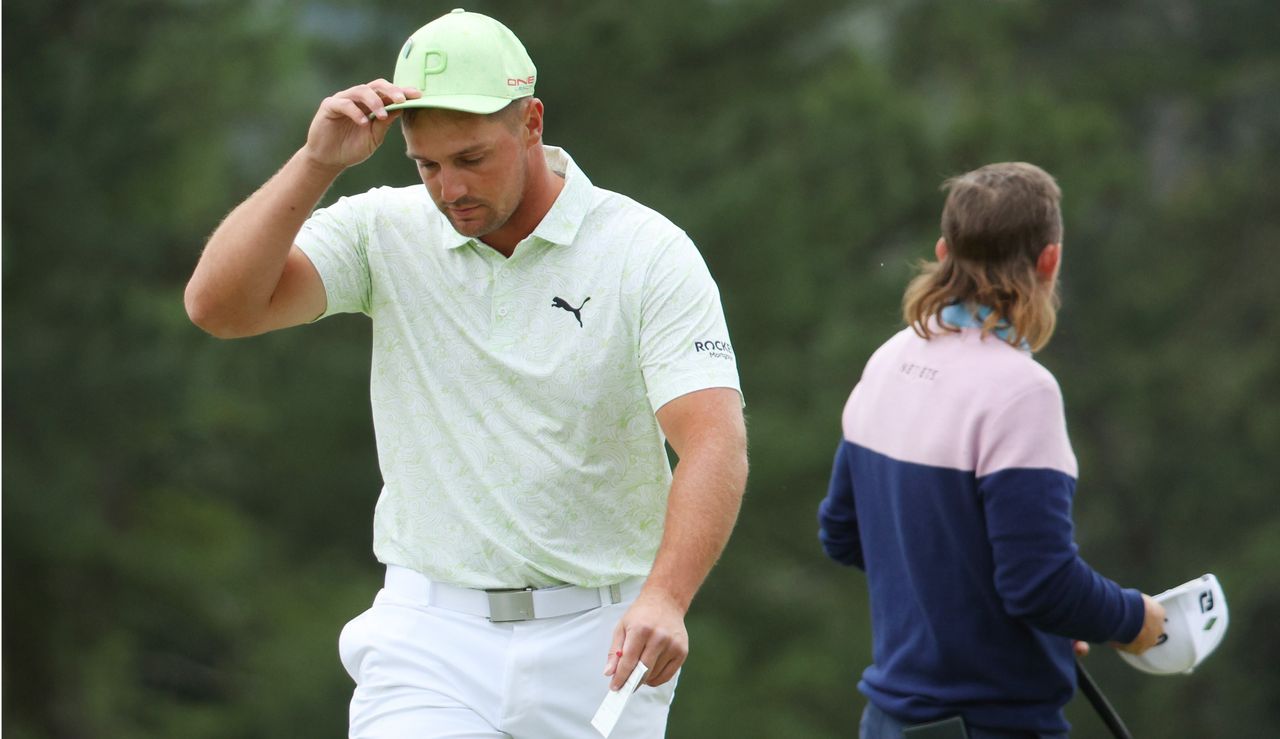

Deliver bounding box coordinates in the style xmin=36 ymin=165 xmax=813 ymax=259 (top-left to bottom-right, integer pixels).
xmin=185 ymin=8 xmax=746 ymax=739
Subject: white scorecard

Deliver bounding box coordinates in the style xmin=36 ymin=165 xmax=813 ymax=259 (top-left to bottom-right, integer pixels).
xmin=591 ymin=661 xmax=649 ymax=737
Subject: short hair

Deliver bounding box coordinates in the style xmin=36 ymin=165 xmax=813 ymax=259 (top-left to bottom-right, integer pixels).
xmin=902 ymin=162 xmax=1063 ymax=352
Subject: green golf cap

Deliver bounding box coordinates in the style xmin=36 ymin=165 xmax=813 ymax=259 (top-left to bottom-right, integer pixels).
xmin=385 ymin=8 xmax=536 ymax=115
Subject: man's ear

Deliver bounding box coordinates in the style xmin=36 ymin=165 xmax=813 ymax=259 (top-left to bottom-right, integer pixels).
xmin=523 ymin=98 xmax=545 ymax=146
xmin=1036 ymin=243 xmax=1062 ymax=280
xmin=935 ymin=237 xmax=948 ymax=262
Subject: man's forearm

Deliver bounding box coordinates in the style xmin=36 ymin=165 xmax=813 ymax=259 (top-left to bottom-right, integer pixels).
xmin=185 ymin=149 xmax=341 ymax=336
xmin=642 ymin=433 xmax=748 ymax=612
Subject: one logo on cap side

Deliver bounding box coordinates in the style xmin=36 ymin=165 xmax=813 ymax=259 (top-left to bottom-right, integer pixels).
xmin=1200 ymin=591 xmax=1214 ymax=613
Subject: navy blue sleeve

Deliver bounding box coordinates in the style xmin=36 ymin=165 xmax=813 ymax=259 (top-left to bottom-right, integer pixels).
xmin=980 ymin=468 xmax=1144 ymax=643
xmin=818 ymin=440 xmax=865 ymax=568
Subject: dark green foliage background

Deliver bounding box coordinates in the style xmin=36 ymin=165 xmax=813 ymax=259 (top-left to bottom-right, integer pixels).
xmin=4 ymin=1 xmax=1278 ymax=737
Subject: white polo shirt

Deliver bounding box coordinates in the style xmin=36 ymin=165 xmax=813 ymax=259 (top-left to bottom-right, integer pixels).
xmin=296 ymin=146 xmax=742 ymax=589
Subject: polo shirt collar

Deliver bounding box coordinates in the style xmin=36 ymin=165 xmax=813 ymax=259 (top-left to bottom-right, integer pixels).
xmin=530 ymin=146 xmax=592 ymax=247
xmin=439 ymin=218 xmax=473 ymax=249
xmin=437 ymin=145 xmax=592 ymax=250
xmin=940 ymin=302 xmax=1031 ymax=352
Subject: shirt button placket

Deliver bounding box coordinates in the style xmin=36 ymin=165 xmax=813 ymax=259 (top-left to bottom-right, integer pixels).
xmin=491 ymin=263 xmax=513 ymax=346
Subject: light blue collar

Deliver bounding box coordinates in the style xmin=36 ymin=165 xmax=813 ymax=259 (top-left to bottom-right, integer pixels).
xmin=940 ymin=303 xmax=1030 ymax=352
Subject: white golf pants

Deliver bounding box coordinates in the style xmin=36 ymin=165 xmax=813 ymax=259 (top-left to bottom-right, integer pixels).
xmin=339 ymin=570 xmax=678 ymax=738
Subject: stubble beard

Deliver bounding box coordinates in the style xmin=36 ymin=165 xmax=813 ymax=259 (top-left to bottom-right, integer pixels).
xmin=438 ymin=160 xmax=528 ymax=239
xmin=442 ymin=201 xmax=503 ymax=238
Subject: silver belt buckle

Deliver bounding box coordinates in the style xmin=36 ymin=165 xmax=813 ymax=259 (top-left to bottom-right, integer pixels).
xmin=487 ymin=588 xmax=536 ymax=622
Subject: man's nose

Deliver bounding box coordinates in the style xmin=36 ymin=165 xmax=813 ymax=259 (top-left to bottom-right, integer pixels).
xmin=439 ymin=168 xmax=467 ymax=203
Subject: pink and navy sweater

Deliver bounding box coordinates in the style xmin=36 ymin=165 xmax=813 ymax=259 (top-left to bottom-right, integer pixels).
xmin=818 ymin=307 xmax=1144 ymax=734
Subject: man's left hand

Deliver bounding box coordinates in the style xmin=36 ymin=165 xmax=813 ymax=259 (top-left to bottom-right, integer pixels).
xmin=604 ymin=592 xmax=688 ymax=689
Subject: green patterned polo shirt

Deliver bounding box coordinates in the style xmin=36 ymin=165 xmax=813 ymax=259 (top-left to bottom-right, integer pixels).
xmin=296 ymin=147 xmax=742 ymax=589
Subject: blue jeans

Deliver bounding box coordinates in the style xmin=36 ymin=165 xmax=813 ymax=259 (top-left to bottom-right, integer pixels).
xmin=860 ymin=702 xmax=1069 ymax=739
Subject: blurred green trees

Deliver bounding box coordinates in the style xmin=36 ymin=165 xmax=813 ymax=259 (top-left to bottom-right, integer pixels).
xmin=4 ymin=1 xmax=1278 ymax=737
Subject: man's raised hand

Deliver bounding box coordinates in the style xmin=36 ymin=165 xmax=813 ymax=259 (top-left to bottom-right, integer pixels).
xmin=304 ymin=79 xmax=421 ymax=171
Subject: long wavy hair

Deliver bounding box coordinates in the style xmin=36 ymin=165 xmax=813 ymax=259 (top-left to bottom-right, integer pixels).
xmin=903 ymin=162 xmax=1063 ymax=352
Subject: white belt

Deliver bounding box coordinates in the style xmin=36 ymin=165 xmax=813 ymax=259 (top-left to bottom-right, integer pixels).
xmin=384 ymin=565 xmax=645 ymax=622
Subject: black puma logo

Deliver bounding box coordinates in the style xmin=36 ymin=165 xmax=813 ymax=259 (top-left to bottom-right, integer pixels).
xmin=551 ymin=296 xmax=590 ymax=327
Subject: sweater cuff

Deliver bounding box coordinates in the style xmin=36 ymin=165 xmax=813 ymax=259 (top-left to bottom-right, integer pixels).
xmin=1111 ymin=587 xmax=1147 ymax=644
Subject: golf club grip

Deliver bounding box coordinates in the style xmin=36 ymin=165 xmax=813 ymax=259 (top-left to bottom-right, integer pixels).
xmin=1075 ymin=659 xmax=1134 ymax=739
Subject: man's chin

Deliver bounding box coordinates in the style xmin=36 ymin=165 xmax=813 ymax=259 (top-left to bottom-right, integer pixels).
xmin=447 ymin=217 xmax=493 ymax=238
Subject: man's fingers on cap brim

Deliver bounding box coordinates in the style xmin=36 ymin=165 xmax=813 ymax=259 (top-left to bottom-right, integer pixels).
xmin=368 ymin=78 xmax=410 ymax=105
xmin=353 ymin=87 xmax=389 ymax=119
xmin=326 ymin=98 xmax=370 ymax=125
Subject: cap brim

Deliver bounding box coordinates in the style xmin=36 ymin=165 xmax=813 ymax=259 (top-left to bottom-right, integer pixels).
xmin=386 ymin=95 xmax=512 ymax=115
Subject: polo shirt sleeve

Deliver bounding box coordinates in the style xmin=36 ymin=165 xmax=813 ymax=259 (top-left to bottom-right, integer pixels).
xmin=638 ymin=234 xmax=743 ymax=413
xmin=294 ymin=193 xmax=373 ymax=319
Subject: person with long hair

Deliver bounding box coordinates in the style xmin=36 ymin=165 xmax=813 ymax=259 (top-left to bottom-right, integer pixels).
xmin=819 ymin=163 xmax=1165 ymax=738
